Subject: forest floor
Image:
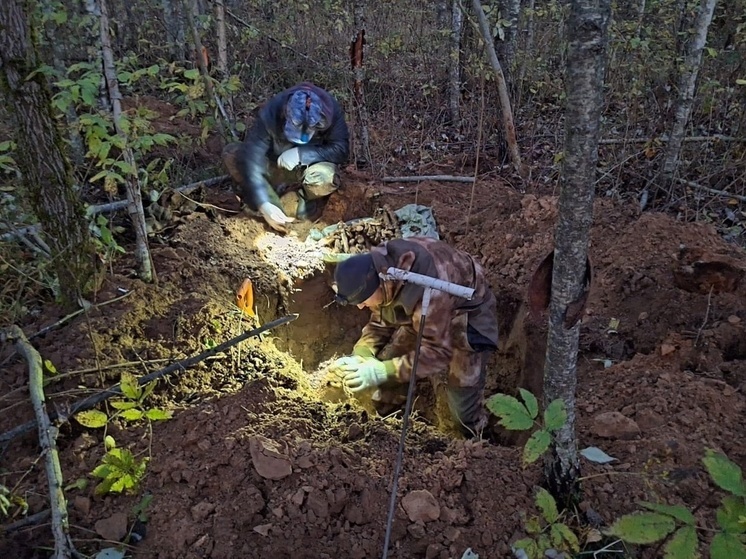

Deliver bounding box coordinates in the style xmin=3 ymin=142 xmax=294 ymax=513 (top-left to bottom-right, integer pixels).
xmin=1 ymin=124 xmax=746 ymax=559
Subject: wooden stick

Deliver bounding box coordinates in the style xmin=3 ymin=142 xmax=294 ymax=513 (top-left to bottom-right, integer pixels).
xmin=0 ymin=314 xmax=299 ymax=445
xmin=2 ymin=327 xmax=77 ymax=559
xmin=1 ymin=176 xmax=231 ymax=242
xmin=382 ymin=175 xmax=475 ymax=183
xmin=0 ymin=508 xmax=51 ymax=534
xmin=676 ymin=177 xmax=746 ymax=202
xmin=85 ymin=175 xmax=231 ymax=217
xmin=599 ymin=135 xmax=742 ymax=145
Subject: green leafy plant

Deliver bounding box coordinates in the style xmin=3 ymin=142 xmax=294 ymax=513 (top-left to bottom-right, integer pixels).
xmin=607 ymin=449 xmax=746 ymax=558
xmin=75 ymin=372 xmax=172 ymax=428
xmin=486 ymin=389 xmax=568 ymax=464
xmin=0 ymin=483 xmax=29 ymax=518
xmin=91 ymin=436 xmax=148 ymax=496
xmin=512 ymin=487 xmax=580 ymax=559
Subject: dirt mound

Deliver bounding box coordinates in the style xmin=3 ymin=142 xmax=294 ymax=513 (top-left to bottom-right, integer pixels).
xmin=1 ymin=176 xmax=745 ymax=559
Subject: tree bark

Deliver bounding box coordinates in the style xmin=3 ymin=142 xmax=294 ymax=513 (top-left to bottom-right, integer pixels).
xmin=543 ymin=0 xmax=610 ymax=505
xmin=350 ymin=1 xmax=372 ymax=169
xmin=517 ymin=0 xmax=536 ymax=107
xmin=215 ymin=0 xmax=228 ymax=78
xmin=470 ymin=0 xmax=526 ymax=178
xmin=40 ymin=0 xmax=85 ymax=165
xmin=0 ymin=0 xmax=96 ymax=309
xmin=660 ymin=0 xmax=718 ymax=181
xmin=448 ymin=0 xmax=463 ymax=127
xmin=98 ymin=0 xmax=155 ymax=282
xmin=161 ymin=0 xmax=186 ymax=61
xmin=496 ymin=0 xmax=521 ymax=95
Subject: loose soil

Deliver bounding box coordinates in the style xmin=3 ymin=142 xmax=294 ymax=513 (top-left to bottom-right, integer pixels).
xmin=1 ymin=168 xmax=745 ymax=559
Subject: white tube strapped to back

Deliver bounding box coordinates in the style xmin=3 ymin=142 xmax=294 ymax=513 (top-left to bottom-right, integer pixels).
xmin=381 ymin=267 xmax=475 ymax=300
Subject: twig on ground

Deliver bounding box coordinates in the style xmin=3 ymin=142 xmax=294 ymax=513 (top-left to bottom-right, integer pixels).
xmin=382 ymin=175 xmax=475 ymax=183
xmin=1 ymin=326 xmax=77 ymax=559
xmin=0 ymin=314 xmax=299 ymax=445
xmin=30 ymin=291 xmax=133 ymax=341
xmin=676 ymin=177 xmax=746 ymax=203
xmin=598 ymin=135 xmax=742 ymax=144
xmin=86 ymin=175 xmax=231 ymax=216
xmin=0 ymin=176 xmax=232 ymax=242
xmin=0 ymin=509 xmax=51 ymax=534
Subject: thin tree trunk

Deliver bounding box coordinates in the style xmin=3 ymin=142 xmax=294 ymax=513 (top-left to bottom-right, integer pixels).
xmin=496 ymin=0 xmax=521 ymax=95
xmin=0 ymin=0 xmax=96 ymax=309
xmin=215 ymin=0 xmax=228 ymax=77
xmin=98 ymin=0 xmax=155 ymax=282
xmin=183 ymin=0 xmax=234 ymax=140
xmin=448 ymin=0 xmax=463 ymax=127
xmin=517 ymin=0 xmax=536 ymax=107
xmin=543 ymin=0 xmax=610 ymax=504
xmin=661 ymin=0 xmax=718 ymax=181
xmin=161 ymin=0 xmax=186 ymax=61
xmin=470 ymin=0 xmax=526 ymax=178
xmin=351 ymin=1 xmax=372 ymax=169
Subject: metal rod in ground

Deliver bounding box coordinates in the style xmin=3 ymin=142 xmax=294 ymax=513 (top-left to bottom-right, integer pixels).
xmin=0 ymin=314 xmax=299 ymax=445
xmin=381 ymin=288 xmax=432 ymax=559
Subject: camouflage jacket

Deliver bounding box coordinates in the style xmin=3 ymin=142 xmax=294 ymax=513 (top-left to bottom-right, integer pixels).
xmin=352 ymin=237 xmax=499 ymax=382
xmin=238 ymin=82 xmax=349 ymax=210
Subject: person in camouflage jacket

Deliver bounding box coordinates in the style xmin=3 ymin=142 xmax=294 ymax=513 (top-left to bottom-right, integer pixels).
xmin=331 ymin=236 xmax=499 ymax=436
xmin=222 ymin=82 xmax=349 ymax=232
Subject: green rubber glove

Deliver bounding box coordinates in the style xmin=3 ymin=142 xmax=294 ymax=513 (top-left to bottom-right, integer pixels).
xmin=340 ymin=358 xmax=389 ymax=393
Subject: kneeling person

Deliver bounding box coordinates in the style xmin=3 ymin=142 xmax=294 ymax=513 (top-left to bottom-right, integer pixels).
xmin=223 ymin=82 xmax=350 ymax=232
xmin=331 ymin=237 xmax=499 ymax=436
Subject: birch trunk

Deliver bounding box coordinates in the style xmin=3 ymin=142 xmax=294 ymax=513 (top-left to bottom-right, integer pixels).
xmin=471 ymin=0 xmax=526 ymax=178
xmin=215 ymin=0 xmax=229 ymax=77
xmin=161 ymin=0 xmax=186 ymax=61
xmin=98 ymin=0 xmax=154 ymax=282
xmin=351 ymin=1 xmax=372 ymax=169
xmin=543 ymin=0 xmax=610 ymax=503
xmin=0 ymin=0 xmax=96 ymax=309
xmin=448 ymin=0 xmax=463 ymax=127
xmin=661 ymin=0 xmax=718 ymax=181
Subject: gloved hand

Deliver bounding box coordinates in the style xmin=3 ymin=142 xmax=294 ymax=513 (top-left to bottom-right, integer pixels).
xmin=340 ymin=358 xmax=389 ymax=393
xmin=259 ymin=202 xmax=295 ymax=232
xmin=277 ymin=148 xmax=301 ymax=170
xmin=330 ymin=355 xmax=366 ymax=371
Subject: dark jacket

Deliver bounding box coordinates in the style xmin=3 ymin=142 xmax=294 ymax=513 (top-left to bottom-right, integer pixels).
xmin=236 ymin=82 xmax=349 ymax=210
xmin=353 ymin=237 xmax=499 ymax=382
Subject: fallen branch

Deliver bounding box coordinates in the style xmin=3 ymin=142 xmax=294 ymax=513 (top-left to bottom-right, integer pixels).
xmin=2 ymin=326 xmax=77 ymax=559
xmin=0 ymin=175 xmax=231 ymax=242
xmin=599 ymin=134 xmax=742 ymax=145
xmin=85 ymin=175 xmax=231 ymax=217
xmin=0 ymin=508 xmax=51 ymax=534
xmin=0 ymin=314 xmax=299 ymax=445
xmin=382 ymin=175 xmax=475 ymax=183
xmin=677 ymin=177 xmax=746 ymax=203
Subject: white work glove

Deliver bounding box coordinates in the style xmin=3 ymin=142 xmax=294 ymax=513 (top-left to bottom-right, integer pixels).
xmin=277 ymin=148 xmax=301 ymax=170
xmin=340 ymin=358 xmax=390 ymax=393
xmin=330 ymin=355 xmax=366 ymax=371
xmin=259 ymin=202 xmax=295 ymax=232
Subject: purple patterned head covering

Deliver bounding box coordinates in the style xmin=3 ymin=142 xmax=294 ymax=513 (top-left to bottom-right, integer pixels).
xmin=284 ymin=89 xmax=324 ymax=144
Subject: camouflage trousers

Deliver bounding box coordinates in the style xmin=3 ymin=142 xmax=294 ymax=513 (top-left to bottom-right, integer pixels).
xmin=222 ymin=142 xmax=339 ymax=218
xmin=372 ymin=326 xmax=489 ymax=437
